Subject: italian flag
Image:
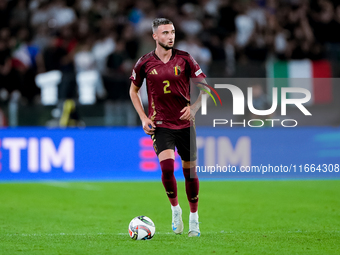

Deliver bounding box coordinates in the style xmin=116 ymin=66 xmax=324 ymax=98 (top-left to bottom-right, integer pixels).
xmin=266 ymin=59 xmax=332 ymax=104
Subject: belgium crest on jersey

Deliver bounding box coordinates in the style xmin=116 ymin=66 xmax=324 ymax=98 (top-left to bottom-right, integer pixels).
xmin=174 ymin=65 xmax=181 ymax=76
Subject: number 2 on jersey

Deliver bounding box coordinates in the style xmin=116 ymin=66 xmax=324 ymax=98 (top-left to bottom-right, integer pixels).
xmin=163 ymin=80 xmax=171 ymax=94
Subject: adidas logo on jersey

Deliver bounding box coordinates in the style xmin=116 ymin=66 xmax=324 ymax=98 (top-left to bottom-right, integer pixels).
xmin=149 ymin=69 xmax=158 ymax=75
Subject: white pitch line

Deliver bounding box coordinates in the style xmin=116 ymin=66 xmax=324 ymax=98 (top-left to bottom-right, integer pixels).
xmin=41 ymin=182 xmax=100 ymax=191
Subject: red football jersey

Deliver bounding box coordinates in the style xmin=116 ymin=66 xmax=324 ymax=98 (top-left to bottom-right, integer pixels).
xmin=130 ymin=49 xmax=206 ymax=130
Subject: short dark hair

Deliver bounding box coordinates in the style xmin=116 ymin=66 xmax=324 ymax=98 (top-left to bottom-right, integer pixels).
xmin=152 ymin=18 xmax=173 ymax=33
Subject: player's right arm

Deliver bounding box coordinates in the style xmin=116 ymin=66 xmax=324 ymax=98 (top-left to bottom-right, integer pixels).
xmin=129 ymin=82 xmax=156 ymax=135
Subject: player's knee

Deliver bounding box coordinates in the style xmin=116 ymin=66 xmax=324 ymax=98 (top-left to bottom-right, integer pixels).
xmin=160 ymin=158 xmax=175 ymax=179
xmin=183 ymin=167 xmax=198 ymax=180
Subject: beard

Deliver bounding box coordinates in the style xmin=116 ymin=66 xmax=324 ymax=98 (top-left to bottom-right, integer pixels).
xmin=158 ymin=41 xmax=173 ymax=50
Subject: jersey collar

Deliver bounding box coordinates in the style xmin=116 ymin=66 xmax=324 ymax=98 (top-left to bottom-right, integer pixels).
xmin=153 ymin=49 xmax=176 ymax=62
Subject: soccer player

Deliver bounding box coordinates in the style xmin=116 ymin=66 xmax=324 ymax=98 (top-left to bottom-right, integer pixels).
xmin=129 ymin=18 xmax=206 ymax=237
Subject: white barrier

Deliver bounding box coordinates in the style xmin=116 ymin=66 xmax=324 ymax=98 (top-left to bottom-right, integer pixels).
xmin=35 ymin=70 xmax=62 ymax=105
xmin=76 ymin=70 xmax=100 ymax=105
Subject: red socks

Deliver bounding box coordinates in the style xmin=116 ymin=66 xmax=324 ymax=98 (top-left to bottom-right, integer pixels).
xmin=160 ymin=159 xmax=199 ymax=212
xmin=183 ymin=167 xmax=199 ymax=213
xmin=160 ymin=159 xmax=178 ymax=206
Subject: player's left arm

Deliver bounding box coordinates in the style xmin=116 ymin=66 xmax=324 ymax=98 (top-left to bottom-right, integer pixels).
xmin=179 ymin=79 xmax=208 ymax=121
xmin=180 ymin=54 xmax=208 ymax=121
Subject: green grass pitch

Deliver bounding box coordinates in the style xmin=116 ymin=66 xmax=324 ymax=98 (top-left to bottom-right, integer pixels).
xmin=0 ymin=180 xmax=339 ymax=255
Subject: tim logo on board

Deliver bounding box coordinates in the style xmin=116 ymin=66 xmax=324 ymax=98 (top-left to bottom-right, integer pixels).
xmin=0 ymin=137 xmax=74 ymax=173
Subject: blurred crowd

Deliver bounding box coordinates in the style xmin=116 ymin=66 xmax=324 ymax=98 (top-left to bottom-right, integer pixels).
xmin=0 ymin=0 xmax=339 ymax=104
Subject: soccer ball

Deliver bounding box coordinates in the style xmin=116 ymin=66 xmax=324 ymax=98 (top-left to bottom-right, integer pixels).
xmin=128 ymin=216 xmax=155 ymax=240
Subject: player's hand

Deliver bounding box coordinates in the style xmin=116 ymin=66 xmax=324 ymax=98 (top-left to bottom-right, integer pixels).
xmin=179 ymin=106 xmax=193 ymax=121
xmin=142 ymin=117 xmax=156 ymax=135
